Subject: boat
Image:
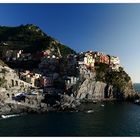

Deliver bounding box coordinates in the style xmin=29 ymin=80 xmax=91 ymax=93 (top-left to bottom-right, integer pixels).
xmin=1 ymin=114 xmax=19 ymax=119
xmin=101 ymin=104 xmax=105 ymax=107
xmin=86 ymin=110 xmax=94 ymax=113
xmin=92 ymin=100 xmax=97 ymax=104
xmin=134 ymin=99 xmax=140 ymax=103
xmin=134 ymin=99 xmax=140 ymax=105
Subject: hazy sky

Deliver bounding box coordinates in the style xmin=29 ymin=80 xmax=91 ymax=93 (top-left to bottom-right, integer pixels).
xmin=0 ymin=4 xmax=140 ymax=83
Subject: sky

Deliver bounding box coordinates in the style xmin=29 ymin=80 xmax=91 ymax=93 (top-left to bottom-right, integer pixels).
xmin=0 ymin=3 xmax=140 ymax=83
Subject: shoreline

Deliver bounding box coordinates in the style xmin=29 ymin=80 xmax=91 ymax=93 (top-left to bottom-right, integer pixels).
xmin=0 ymin=97 xmax=139 ymax=117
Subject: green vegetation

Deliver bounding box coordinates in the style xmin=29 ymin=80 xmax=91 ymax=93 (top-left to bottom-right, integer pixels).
xmin=95 ymin=63 xmax=131 ymax=84
xmin=58 ymin=44 xmax=76 ymax=58
xmin=95 ymin=63 xmax=109 ymax=82
xmin=0 ymin=24 xmax=76 ymax=55
xmin=95 ymin=63 xmax=132 ymax=98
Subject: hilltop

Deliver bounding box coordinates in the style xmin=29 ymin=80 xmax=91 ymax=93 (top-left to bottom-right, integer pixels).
xmin=0 ymin=24 xmax=76 ymax=56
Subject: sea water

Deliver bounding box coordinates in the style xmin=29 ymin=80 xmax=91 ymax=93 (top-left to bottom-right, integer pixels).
xmin=0 ymin=84 xmax=140 ymax=136
xmin=133 ymin=83 xmax=140 ymax=92
xmin=0 ymin=102 xmax=140 ymax=136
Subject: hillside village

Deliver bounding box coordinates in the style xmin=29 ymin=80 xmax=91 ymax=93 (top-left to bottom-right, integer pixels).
xmin=0 ymin=24 xmax=137 ymax=114
xmin=0 ymin=40 xmax=121 ymax=100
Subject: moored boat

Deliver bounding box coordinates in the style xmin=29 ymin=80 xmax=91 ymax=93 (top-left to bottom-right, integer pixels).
xmin=86 ymin=110 xmax=94 ymax=113
xmin=101 ymin=104 xmax=105 ymax=107
xmin=1 ymin=114 xmax=19 ymax=119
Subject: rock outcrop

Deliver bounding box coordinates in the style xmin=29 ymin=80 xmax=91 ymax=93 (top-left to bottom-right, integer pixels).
xmin=72 ymin=63 xmax=135 ymax=101
xmin=0 ymin=63 xmax=33 ymax=97
xmin=76 ymin=80 xmax=107 ymax=100
xmin=73 ymin=74 xmax=113 ymax=101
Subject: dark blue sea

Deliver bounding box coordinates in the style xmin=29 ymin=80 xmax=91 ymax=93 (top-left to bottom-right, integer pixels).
xmin=0 ymin=102 xmax=140 ymax=137
xmin=0 ymin=84 xmax=139 ymax=137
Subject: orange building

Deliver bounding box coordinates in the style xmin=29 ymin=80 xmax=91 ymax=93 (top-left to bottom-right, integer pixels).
xmin=99 ymin=55 xmax=110 ymax=64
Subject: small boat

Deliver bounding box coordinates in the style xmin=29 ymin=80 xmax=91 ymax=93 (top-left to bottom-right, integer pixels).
xmin=93 ymin=100 xmax=97 ymax=104
xmin=134 ymin=100 xmax=140 ymax=105
xmin=86 ymin=110 xmax=94 ymax=113
xmin=101 ymin=104 xmax=105 ymax=107
xmin=134 ymin=99 xmax=140 ymax=103
xmin=1 ymin=114 xmax=19 ymax=119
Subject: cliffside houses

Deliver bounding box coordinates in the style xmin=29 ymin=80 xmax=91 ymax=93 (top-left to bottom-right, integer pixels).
xmin=109 ymin=56 xmax=120 ymax=71
xmin=19 ymin=70 xmax=56 ymax=89
xmin=2 ymin=50 xmax=23 ymax=61
xmin=84 ymin=52 xmax=95 ymax=69
xmin=78 ymin=51 xmax=120 ymax=71
xmin=40 ymin=75 xmax=54 ymax=88
xmin=20 ymin=70 xmax=40 ymax=87
xmin=64 ymin=76 xmax=79 ymax=91
xmin=1 ymin=49 xmax=53 ymax=62
xmin=1 ymin=49 xmax=33 ymax=62
xmin=0 ymin=45 xmax=121 ymax=96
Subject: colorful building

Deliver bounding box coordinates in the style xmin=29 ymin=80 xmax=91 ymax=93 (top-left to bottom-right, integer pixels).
xmin=99 ymin=54 xmax=110 ymax=64
xmin=110 ymin=56 xmax=120 ymax=65
xmin=40 ymin=76 xmax=53 ymax=87
xmin=84 ymin=53 xmax=95 ymax=68
xmin=109 ymin=56 xmax=120 ymax=71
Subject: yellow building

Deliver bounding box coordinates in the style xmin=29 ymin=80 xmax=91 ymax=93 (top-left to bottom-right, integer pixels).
xmin=84 ymin=53 xmax=95 ymax=68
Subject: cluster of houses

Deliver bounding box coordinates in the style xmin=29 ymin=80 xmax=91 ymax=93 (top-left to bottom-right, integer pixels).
xmin=0 ymin=42 xmax=121 ymax=96
xmin=19 ymin=70 xmax=55 ymax=88
xmin=0 ymin=40 xmax=60 ymax=62
xmin=77 ymin=51 xmax=120 ymax=71
xmin=0 ymin=48 xmax=58 ymax=62
xmin=0 ymin=40 xmax=61 ymax=63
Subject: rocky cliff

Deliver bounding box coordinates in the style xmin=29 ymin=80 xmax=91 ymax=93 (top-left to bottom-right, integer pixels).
xmin=0 ymin=59 xmax=33 ymax=99
xmin=72 ymin=63 xmax=135 ymax=101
